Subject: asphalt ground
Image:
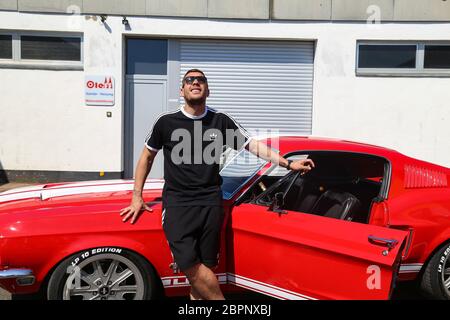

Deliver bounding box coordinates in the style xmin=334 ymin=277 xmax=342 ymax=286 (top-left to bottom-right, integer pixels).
xmin=0 ymin=182 xmax=425 ymax=300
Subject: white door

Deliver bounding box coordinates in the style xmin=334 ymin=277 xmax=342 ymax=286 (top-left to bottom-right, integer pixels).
xmin=125 ymin=76 xmax=166 ymax=178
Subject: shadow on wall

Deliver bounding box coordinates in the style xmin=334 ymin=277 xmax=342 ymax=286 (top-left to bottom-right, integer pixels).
xmin=0 ymin=160 xmax=9 ymax=185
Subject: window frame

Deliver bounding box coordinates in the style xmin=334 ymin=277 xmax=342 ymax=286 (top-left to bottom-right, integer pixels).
xmin=0 ymin=31 xmax=83 ymax=70
xmin=356 ymin=41 xmax=450 ymax=77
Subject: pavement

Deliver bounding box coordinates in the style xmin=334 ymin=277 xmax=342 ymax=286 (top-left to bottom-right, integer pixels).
xmin=0 ymin=182 xmax=37 ymax=193
xmin=0 ymin=289 xmax=10 ymax=300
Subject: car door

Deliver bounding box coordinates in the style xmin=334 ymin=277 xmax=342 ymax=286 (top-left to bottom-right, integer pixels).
xmin=226 ymin=203 xmax=407 ymax=300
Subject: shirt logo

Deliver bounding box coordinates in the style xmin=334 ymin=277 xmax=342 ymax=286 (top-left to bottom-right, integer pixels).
xmin=209 ymin=133 xmax=218 ymax=141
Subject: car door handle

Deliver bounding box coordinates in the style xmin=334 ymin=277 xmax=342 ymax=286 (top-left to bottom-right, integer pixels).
xmin=368 ymin=235 xmax=399 ymax=249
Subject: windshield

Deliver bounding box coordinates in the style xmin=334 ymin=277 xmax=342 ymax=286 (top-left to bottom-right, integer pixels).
xmin=219 ymin=147 xmax=268 ymax=200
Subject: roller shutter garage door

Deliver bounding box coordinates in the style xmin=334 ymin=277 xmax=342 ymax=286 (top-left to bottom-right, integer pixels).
xmin=180 ymin=39 xmax=314 ymax=135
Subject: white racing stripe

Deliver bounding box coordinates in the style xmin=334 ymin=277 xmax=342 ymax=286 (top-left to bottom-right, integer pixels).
xmin=40 ymin=182 xmax=165 ymax=200
xmin=161 ymin=273 xmax=227 ymax=288
xmin=0 ymin=179 xmax=140 ymax=195
xmin=399 ymin=263 xmax=423 ymax=273
xmin=227 ymin=273 xmax=316 ymax=300
xmin=161 ymin=272 xmax=315 ymax=300
xmin=0 ymin=180 xmax=164 ymax=203
xmin=0 ymin=190 xmax=44 ymax=203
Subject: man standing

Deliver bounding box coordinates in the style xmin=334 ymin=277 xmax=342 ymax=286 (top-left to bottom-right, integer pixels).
xmin=120 ymin=69 xmax=315 ymax=300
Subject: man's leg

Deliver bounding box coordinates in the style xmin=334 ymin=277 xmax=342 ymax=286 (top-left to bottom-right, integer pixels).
xmin=186 ymin=206 xmax=225 ymax=300
xmin=189 ymin=287 xmax=203 ymax=300
xmin=184 ymin=263 xmax=224 ymax=300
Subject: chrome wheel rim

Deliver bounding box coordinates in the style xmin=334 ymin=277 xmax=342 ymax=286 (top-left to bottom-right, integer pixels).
xmin=63 ymin=253 xmax=145 ymax=300
xmin=441 ymin=253 xmax=450 ymax=296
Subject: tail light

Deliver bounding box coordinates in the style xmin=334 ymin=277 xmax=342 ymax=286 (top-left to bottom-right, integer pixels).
xmin=368 ymin=199 xmax=389 ymax=226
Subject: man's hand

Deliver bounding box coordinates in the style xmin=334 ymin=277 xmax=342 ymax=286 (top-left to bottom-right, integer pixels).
xmin=121 ymin=148 xmax=157 ymax=224
xmin=120 ymin=195 xmax=153 ymax=224
xmin=289 ymin=159 xmax=315 ymax=175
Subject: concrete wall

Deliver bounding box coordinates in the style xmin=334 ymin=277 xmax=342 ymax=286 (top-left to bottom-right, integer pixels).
xmin=1 ymin=0 xmax=450 ymax=21
xmin=145 ymin=0 xmax=207 ymax=18
xmin=272 ymin=0 xmax=332 ymax=20
xmin=274 ymin=0 xmax=450 ymax=21
xmin=394 ymin=0 xmax=450 ymax=21
xmin=83 ymin=0 xmax=145 ymax=16
xmin=18 ymin=0 xmax=83 ymax=13
xmin=0 ymin=11 xmax=449 ymax=175
xmin=331 ymin=0 xmax=394 ymax=21
xmin=0 ymin=0 xmax=17 ymax=11
xmin=208 ymin=0 xmax=269 ymax=19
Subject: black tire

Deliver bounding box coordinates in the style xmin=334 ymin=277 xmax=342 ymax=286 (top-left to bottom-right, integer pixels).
xmin=420 ymin=242 xmax=450 ymax=300
xmin=47 ymin=247 xmax=160 ymax=300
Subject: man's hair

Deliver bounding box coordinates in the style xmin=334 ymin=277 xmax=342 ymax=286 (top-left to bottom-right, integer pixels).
xmin=182 ymin=68 xmax=207 ymax=86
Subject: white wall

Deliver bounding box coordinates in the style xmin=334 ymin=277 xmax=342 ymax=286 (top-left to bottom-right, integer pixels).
xmin=0 ymin=11 xmax=124 ymax=172
xmin=0 ymin=11 xmax=449 ymax=173
xmin=312 ymin=24 xmax=450 ymax=168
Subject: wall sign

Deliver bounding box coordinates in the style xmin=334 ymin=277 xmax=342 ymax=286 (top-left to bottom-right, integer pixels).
xmin=85 ymin=76 xmax=115 ymax=106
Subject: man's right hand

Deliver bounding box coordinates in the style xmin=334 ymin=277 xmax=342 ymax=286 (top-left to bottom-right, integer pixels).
xmin=120 ymin=195 xmax=153 ymax=224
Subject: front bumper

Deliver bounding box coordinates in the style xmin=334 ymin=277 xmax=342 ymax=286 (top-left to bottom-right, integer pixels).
xmin=0 ymin=269 xmax=35 ymax=286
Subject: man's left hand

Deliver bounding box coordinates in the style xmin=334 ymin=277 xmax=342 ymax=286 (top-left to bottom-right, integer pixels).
xmin=289 ymin=159 xmax=315 ymax=175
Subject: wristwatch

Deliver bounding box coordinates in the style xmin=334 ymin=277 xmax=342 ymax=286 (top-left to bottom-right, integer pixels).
xmin=286 ymin=160 xmax=293 ymax=170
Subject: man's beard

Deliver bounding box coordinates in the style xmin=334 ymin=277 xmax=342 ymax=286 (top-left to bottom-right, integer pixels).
xmin=185 ymin=95 xmax=206 ymax=106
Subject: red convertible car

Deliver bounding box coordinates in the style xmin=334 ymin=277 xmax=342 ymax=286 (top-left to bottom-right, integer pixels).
xmin=0 ymin=136 xmax=449 ymax=300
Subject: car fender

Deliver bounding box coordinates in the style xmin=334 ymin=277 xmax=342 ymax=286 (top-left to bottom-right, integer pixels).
xmin=418 ymin=227 xmax=450 ymax=268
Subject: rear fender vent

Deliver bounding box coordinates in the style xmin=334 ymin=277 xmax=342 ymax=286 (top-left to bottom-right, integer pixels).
xmin=404 ymin=165 xmax=448 ymax=189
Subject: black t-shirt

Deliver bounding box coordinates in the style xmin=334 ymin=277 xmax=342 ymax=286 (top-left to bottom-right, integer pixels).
xmin=145 ymin=106 xmax=250 ymax=207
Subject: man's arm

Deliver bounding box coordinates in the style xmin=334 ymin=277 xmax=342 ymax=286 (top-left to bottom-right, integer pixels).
xmin=120 ymin=147 xmax=158 ymax=224
xmin=247 ymin=139 xmax=315 ymax=172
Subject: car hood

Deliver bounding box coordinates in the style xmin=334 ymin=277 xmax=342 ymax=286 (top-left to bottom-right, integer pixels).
xmin=0 ymin=179 xmax=165 ymax=238
xmin=0 ymin=179 xmax=164 ymax=218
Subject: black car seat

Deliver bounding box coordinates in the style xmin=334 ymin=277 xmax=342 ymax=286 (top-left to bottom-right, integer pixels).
xmin=309 ymin=190 xmax=361 ymax=221
xmin=284 ymin=176 xmax=321 ymax=213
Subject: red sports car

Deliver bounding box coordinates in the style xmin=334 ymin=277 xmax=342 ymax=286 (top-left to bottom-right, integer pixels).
xmin=0 ymin=136 xmax=449 ymax=300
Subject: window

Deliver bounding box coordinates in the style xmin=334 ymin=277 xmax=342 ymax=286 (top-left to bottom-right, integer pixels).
xmin=424 ymin=45 xmax=450 ymax=69
xmin=0 ymin=32 xmax=83 ymax=70
xmin=126 ymin=39 xmax=168 ymax=75
xmin=21 ymin=36 xmax=81 ymax=61
xmin=0 ymin=35 xmax=12 ymax=59
xmin=358 ymin=45 xmax=416 ymax=69
xmin=357 ymin=42 xmax=450 ymax=76
xmin=220 ymin=146 xmax=268 ymax=200
xmin=237 ymin=151 xmax=389 ymax=224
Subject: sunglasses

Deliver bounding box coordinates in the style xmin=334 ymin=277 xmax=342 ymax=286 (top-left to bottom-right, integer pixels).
xmin=183 ymin=76 xmax=208 ymax=85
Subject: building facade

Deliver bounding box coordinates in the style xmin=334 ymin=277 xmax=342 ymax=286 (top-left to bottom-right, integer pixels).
xmin=0 ymin=0 xmax=449 ymax=182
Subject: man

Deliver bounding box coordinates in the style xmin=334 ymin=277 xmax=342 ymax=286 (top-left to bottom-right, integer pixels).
xmin=120 ymin=69 xmax=315 ymax=300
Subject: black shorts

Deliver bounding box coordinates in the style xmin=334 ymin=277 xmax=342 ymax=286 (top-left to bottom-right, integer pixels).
xmin=162 ymin=206 xmax=225 ymax=271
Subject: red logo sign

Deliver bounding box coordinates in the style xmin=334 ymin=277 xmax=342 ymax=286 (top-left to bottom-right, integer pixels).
xmin=86 ymin=77 xmax=113 ymax=89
